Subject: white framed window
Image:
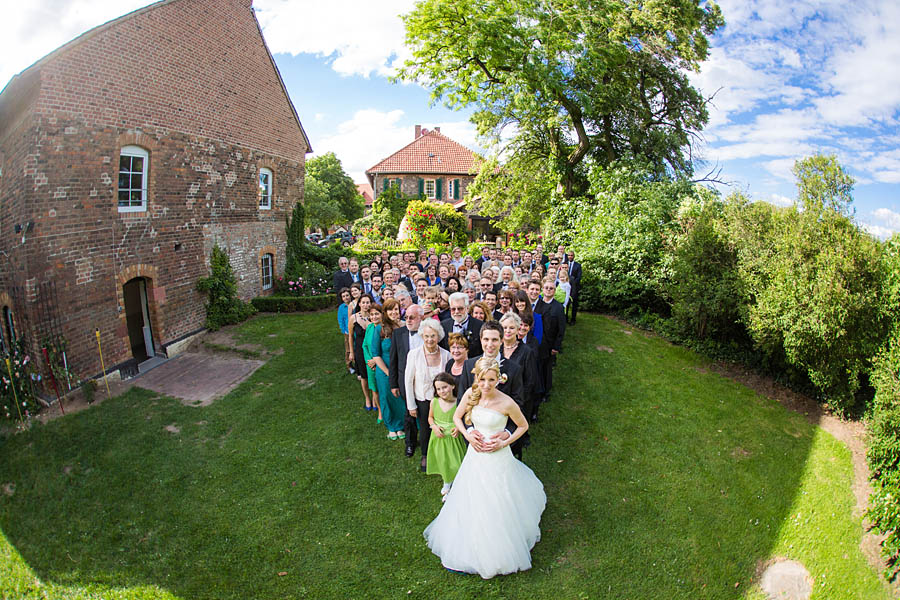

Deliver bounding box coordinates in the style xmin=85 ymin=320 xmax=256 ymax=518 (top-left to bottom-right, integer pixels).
xmin=424 ymin=179 xmax=436 ymax=199
xmin=118 ymin=145 xmax=148 ymax=212
xmin=259 ymin=167 xmax=273 ymax=209
xmin=261 ymin=253 xmax=274 ymax=290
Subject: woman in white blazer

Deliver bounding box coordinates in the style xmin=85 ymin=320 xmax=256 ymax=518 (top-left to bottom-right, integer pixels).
xmin=405 ymin=318 xmax=452 ymax=471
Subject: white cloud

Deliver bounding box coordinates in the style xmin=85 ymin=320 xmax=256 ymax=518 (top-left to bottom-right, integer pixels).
xmin=254 ymin=0 xmax=415 ymax=78
xmin=0 ymin=0 xmax=154 ymax=88
xmin=814 ymin=2 xmax=900 ymax=127
xmin=765 ymin=193 xmax=795 ymax=207
xmin=312 ymin=109 xmax=476 ymax=182
xmin=761 ymin=158 xmax=798 ymax=182
xmin=860 ymin=208 xmax=900 ymax=239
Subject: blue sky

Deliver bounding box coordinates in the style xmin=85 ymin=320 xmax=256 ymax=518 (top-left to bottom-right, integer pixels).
xmin=2 ymin=0 xmax=898 ymax=237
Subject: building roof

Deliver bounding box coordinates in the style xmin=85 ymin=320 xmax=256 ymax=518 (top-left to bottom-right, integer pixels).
xmin=366 ymin=128 xmax=476 ymax=176
xmin=356 ymin=182 xmax=374 ymax=207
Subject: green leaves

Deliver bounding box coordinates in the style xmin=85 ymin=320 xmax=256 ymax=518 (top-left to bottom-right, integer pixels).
xmin=305 ymin=153 xmax=364 ymax=230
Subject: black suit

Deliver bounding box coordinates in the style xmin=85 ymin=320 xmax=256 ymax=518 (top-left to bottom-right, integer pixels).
xmin=566 ymin=260 xmax=582 ymax=323
xmin=501 ymin=342 xmax=539 ymax=428
xmin=333 ymin=270 xmax=352 ymax=292
xmin=455 ymin=354 xmax=526 ymax=459
xmin=439 ymin=317 xmax=483 ymax=358
xmin=389 ymin=326 xmax=419 ymax=452
xmin=535 ymin=298 xmax=566 ymax=400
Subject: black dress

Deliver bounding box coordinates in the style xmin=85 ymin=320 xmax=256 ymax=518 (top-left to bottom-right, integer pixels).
xmin=445 ymin=358 xmax=467 ymax=394
xmin=353 ymin=320 xmax=368 ymax=378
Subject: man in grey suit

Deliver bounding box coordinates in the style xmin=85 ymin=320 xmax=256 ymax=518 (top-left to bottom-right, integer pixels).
xmin=390 ymin=304 xmax=423 ymax=458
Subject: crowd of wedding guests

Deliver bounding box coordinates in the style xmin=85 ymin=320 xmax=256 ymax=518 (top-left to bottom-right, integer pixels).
xmin=333 ymin=244 xmax=583 ymax=494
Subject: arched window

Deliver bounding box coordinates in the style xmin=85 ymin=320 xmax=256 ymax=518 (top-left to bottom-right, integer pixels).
xmin=261 ymin=253 xmax=274 ymax=290
xmin=258 ymin=167 xmax=273 ymax=209
xmin=118 ymin=145 xmax=149 ymax=212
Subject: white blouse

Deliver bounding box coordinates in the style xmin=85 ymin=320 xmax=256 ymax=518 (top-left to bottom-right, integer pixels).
xmin=404 ymin=345 xmax=452 ymax=411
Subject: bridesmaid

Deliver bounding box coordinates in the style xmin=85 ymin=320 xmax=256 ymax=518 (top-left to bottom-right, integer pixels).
xmin=370 ymin=299 xmax=406 ymax=440
xmin=363 ymin=303 xmax=384 ymax=423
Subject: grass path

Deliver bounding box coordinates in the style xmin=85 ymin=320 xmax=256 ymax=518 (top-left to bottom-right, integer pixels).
xmin=0 ymin=313 xmax=892 ymax=599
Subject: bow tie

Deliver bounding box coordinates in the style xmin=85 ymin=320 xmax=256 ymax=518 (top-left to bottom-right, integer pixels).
xmin=410 ymin=330 xmax=418 ymax=336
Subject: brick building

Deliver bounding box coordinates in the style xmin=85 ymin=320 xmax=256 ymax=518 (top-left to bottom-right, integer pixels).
xmin=366 ymin=126 xmax=476 ymax=205
xmin=0 ymin=0 xmax=310 ymax=381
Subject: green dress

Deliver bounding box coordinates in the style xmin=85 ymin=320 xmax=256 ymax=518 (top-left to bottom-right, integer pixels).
xmin=426 ymin=398 xmax=467 ymax=483
xmin=362 ymin=323 xmax=378 ymax=392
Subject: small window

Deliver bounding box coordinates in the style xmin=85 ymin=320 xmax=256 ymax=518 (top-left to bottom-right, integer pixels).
xmin=118 ymin=145 xmax=149 ymax=212
xmin=261 ymin=254 xmax=274 ymax=290
xmin=259 ymin=168 xmax=273 ymax=209
xmin=424 ymin=179 xmax=436 ymax=199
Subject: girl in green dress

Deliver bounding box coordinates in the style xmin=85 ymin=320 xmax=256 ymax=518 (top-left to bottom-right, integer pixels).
xmin=427 ymin=372 xmax=467 ymax=500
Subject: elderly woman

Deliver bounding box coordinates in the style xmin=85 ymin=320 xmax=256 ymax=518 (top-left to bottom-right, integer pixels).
xmin=405 ymin=317 xmax=452 ymax=471
xmin=444 ymin=332 xmax=469 ymax=390
xmin=462 ymin=282 xmax=477 ymax=305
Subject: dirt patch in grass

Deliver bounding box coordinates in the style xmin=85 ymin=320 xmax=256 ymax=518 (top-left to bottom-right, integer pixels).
xmin=731 ymin=447 xmax=752 ymax=459
xmin=164 ymin=424 xmax=180 ymax=434
xmin=596 ymin=345 xmax=614 ymax=353
xmin=295 ymin=379 xmax=316 ymax=390
xmin=2 ymin=483 xmax=14 ymax=497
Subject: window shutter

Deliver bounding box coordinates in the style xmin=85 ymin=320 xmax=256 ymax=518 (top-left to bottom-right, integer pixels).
xmin=394 ymin=178 xmax=401 ymax=189
xmin=418 ymin=178 xmax=424 ymax=197
xmin=436 ymin=178 xmax=443 ymax=199
xmin=454 ymin=179 xmax=460 ymax=200
xmin=383 ymin=178 xmax=388 ymax=192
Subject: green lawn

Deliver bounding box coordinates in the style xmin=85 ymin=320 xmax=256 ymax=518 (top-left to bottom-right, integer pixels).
xmin=0 ymin=313 xmax=892 ymax=599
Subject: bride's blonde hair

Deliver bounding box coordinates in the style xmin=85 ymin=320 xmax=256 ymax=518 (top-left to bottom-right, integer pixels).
xmin=463 ymin=357 xmax=501 ymax=425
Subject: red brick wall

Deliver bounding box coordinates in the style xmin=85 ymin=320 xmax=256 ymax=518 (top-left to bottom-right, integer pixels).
xmin=0 ymin=0 xmax=309 ymax=380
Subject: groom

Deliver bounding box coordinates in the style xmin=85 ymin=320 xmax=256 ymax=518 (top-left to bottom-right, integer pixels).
xmin=455 ymin=321 xmax=527 ymax=460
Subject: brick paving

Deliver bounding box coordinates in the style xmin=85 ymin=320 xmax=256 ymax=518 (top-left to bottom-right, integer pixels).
xmin=133 ymin=352 xmax=264 ymax=406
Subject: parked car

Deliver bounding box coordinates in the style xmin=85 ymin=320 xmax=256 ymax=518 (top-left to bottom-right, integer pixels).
xmin=318 ymin=231 xmax=356 ymax=248
xmin=305 ymin=232 xmax=322 ymax=244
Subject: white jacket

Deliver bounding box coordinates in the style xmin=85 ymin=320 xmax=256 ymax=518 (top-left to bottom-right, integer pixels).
xmin=404 ymin=345 xmax=451 ymax=411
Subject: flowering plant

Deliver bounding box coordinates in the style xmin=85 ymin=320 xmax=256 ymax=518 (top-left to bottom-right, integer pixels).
xmin=1 ymin=340 xmax=39 ymax=422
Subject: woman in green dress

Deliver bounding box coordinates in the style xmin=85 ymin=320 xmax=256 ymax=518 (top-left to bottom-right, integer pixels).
xmin=363 ymin=304 xmax=383 ymax=423
xmin=369 ymin=299 xmax=406 ymax=439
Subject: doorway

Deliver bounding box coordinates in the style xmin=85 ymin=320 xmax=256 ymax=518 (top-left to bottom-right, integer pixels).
xmin=123 ymin=278 xmax=155 ymax=363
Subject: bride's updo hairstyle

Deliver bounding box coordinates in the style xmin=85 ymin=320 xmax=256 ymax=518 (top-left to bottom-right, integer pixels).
xmin=463 ymin=357 xmax=501 ymax=425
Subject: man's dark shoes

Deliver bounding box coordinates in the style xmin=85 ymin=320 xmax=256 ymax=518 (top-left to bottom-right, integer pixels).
xmin=405 ymin=445 xmax=415 ymax=458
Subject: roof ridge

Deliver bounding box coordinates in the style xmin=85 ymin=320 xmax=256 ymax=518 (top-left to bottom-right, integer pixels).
xmin=365 ymin=128 xmax=476 ymax=174
xmin=2 ymin=0 xmax=181 ymax=91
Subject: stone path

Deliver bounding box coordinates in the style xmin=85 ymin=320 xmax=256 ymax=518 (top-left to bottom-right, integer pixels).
xmin=133 ymin=352 xmax=265 ymax=406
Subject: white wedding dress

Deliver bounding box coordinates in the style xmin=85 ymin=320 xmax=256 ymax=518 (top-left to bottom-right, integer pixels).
xmin=423 ymin=405 xmax=546 ymax=578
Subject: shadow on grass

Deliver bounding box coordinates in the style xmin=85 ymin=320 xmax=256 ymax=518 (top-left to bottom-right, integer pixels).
xmin=0 ymin=313 xmax=887 ymax=599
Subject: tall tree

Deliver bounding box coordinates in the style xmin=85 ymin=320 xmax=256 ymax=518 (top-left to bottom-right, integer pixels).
xmin=305 ymin=152 xmax=364 ymax=230
xmin=398 ymin=0 xmax=724 ymax=210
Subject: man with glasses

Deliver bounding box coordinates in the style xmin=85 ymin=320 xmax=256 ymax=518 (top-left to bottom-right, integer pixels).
xmin=440 ymin=292 xmax=483 ymax=357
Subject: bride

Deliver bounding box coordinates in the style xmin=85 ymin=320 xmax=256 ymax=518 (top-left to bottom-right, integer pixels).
xmin=423 ymin=357 xmax=546 ymax=578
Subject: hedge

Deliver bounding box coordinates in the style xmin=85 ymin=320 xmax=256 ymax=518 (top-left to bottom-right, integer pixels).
xmin=251 ymin=294 xmax=337 ymax=313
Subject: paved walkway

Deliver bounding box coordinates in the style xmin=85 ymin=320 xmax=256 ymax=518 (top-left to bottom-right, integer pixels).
xmin=133 ymin=352 xmax=265 ymax=406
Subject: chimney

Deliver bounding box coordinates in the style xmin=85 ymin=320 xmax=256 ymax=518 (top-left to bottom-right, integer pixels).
xmin=434 ymin=126 xmax=441 ymax=133
xmin=415 ymin=125 xmax=421 ymax=139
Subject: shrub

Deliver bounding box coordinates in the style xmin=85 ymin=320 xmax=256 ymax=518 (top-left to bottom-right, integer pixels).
xmin=404 ymin=200 xmax=467 ymax=246
xmin=197 ymin=245 xmax=256 ymax=331
xmin=0 ymin=342 xmax=38 ymax=422
xmin=666 ymin=195 xmax=743 ymax=343
xmin=276 ymin=261 xmax=332 ymax=296
xmin=251 ymin=295 xmax=337 ymax=313
xmin=867 ymin=234 xmax=900 ymax=579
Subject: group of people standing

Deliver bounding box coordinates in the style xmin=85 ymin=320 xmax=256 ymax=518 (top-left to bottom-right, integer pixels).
xmin=333 ymin=244 xmax=582 ymax=578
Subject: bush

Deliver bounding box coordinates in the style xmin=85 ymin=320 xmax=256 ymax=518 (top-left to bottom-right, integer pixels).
xmin=666 ymin=196 xmax=744 ymax=343
xmin=547 ymin=164 xmax=690 ymax=313
xmin=276 ymin=261 xmax=332 ymax=296
xmin=197 ymin=245 xmax=256 ymax=331
xmin=405 ymin=200 xmax=467 ymax=246
xmin=252 ymin=295 xmax=337 ymax=313
xmin=867 ymin=234 xmax=900 ymax=579
xmin=0 ymin=342 xmax=38 ymax=422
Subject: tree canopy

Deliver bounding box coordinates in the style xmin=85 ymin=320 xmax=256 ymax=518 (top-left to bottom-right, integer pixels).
xmin=305 ymin=152 xmax=364 ymax=231
xmin=397 ymin=0 xmax=724 ymax=224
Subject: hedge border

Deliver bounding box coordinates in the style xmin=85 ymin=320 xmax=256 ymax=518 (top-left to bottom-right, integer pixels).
xmin=251 ymin=294 xmax=337 ymax=313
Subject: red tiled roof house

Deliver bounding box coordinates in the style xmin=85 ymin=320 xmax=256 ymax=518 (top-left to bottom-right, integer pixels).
xmin=366 ymin=126 xmax=476 ymax=204
xmin=0 ymin=0 xmax=310 ymax=380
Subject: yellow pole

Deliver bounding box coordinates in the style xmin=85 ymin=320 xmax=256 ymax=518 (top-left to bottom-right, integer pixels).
xmin=5 ymin=357 xmax=24 ymax=422
xmin=95 ymin=329 xmax=112 ymax=400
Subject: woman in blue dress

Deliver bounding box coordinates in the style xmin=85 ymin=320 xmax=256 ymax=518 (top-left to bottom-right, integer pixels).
xmin=368 ymin=298 xmax=406 ymax=440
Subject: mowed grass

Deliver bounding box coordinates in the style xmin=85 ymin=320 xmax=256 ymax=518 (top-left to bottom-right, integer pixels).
xmin=0 ymin=312 xmax=892 ymax=599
